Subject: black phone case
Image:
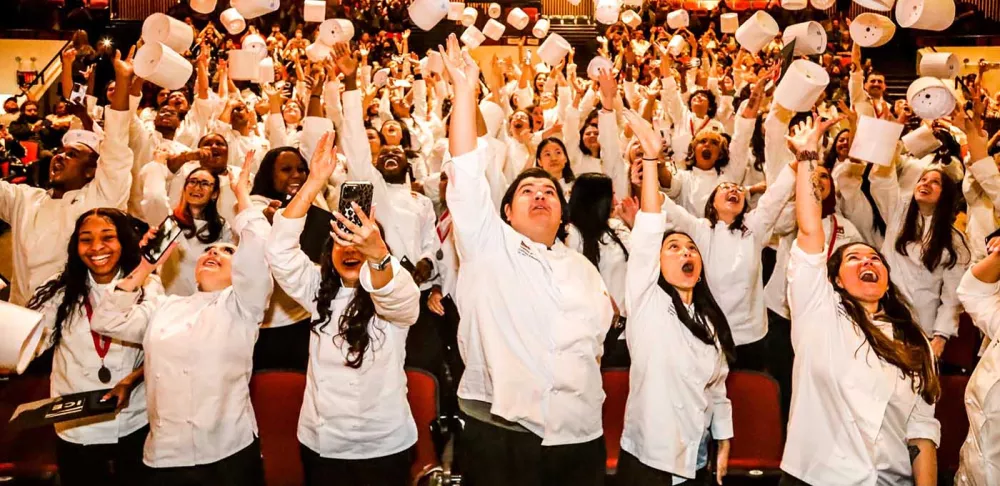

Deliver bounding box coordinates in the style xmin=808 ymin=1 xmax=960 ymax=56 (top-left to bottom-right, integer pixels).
xmin=338 ymin=182 xmax=374 ymax=234
xmin=142 ymin=217 xmax=181 ymax=264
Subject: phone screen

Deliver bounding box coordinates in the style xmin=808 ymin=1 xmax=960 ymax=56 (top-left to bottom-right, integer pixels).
xmin=142 ymin=217 xmax=182 ymax=264
xmin=70 ymin=83 xmax=87 ymax=105
xmin=338 ymin=181 xmax=374 ymax=234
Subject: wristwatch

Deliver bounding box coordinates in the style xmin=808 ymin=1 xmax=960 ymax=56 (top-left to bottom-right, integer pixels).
xmin=369 ymin=253 xmax=392 ymax=271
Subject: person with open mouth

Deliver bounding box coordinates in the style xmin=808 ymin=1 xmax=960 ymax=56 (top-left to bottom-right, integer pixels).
xmin=562 ymin=68 xmax=628 ymax=200
xmin=616 ymin=107 xmax=735 ymax=486
xmin=265 ymin=130 xmax=422 ymax=486
xmin=20 ymin=208 xmax=162 ymax=486
xmin=868 ymin=157 xmax=970 ymax=359
xmin=436 ymin=33 xmax=614 ymax=485
xmin=780 ymin=115 xmax=941 ymax=486
xmin=89 ymin=151 xmax=274 ymax=486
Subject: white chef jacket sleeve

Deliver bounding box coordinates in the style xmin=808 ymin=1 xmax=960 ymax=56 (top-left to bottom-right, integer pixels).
xmin=265 ymin=209 xmax=323 ymax=317
xmin=625 ymin=211 xmax=667 ymax=316
xmin=728 ymin=113 xmax=755 ymax=181
xmin=139 ymin=162 xmax=172 ymax=226
xmin=91 ymin=286 xmax=167 ymax=345
xmin=417 ymin=195 xmax=440 ymax=264
xmin=359 ymin=257 xmax=421 ymax=328
xmin=967 ymin=156 xmax=1000 ymax=212
xmin=443 ymin=141 xmax=506 ymax=258
xmin=340 ymin=90 xmax=396 ymax=228
xmin=660 ymin=76 xmax=686 ymax=127
xmin=958 ymin=268 xmax=1000 ymax=340
xmin=905 ymin=396 xmax=941 ymax=447
xmin=744 ymin=165 xmax=796 ymax=242
xmin=597 ymin=110 xmax=628 ymax=199
xmin=661 ymin=189 xmax=703 ymax=236
xmin=762 ymin=106 xmax=794 ymax=185
xmin=709 ymin=361 xmax=734 ymax=440
xmin=82 ymin=109 xmax=134 ymax=210
xmin=0 ymin=179 xmax=28 ymax=222
xmin=786 ymin=239 xmax=842 ymax=350
xmin=228 ymin=208 xmax=274 ymax=323
xmin=265 ymin=111 xmax=289 ymax=149
xmin=932 ymin=242 xmax=969 ymax=338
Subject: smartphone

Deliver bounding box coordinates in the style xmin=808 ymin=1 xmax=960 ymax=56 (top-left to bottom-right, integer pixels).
xmin=141 ymin=216 xmax=182 ymax=264
xmin=70 ymin=83 xmax=87 ymax=105
xmin=338 ymin=181 xmax=374 ymax=234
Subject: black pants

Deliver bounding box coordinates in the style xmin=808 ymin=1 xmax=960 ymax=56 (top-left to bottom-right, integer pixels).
xmin=253 ymin=317 xmax=312 ymax=372
xmin=299 ymin=443 xmax=413 ymax=486
xmin=779 ymin=472 xmax=811 ymax=485
xmin=767 ymin=309 xmax=794 ymax=422
xmin=56 ymin=424 xmax=149 ymax=486
xmin=602 ymin=318 xmax=631 ymax=368
xmin=456 ymin=413 xmax=606 ymax=486
xmin=146 ymin=438 xmax=264 ymax=486
xmin=616 ymin=450 xmax=709 ymax=486
xmin=732 ymin=334 xmax=770 ymax=373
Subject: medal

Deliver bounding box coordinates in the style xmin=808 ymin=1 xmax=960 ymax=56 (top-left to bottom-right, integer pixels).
xmin=84 ymin=298 xmax=113 ymax=385
xmin=98 ymin=365 xmax=112 ymax=384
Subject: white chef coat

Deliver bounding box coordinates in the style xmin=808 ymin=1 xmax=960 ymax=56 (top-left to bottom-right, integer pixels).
xmin=432 ymin=209 xmax=460 ymax=300
xmin=185 ymin=98 xmax=269 ymax=171
xmin=662 ymin=166 xmax=796 ymax=345
xmin=765 ymin=212 xmax=864 ymax=319
xmin=782 ymin=240 xmax=941 ymax=486
xmin=340 ymin=89 xmax=441 ymax=291
xmin=665 ymin=158 xmax=748 ymax=220
xmin=955 ymin=270 xmax=1000 ymax=485
xmin=963 ymin=156 xmax=1000 ymax=262
xmin=266 ymin=210 xmax=420 ymax=459
xmin=31 ymin=272 xmax=161 ymax=444
xmin=870 ymin=168 xmax=969 ymax=338
xmin=158 ymin=219 xmax=234 ymax=297
xmin=621 ymin=211 xmax=733 ymax=479
xmin=563 ymin=109 xmax=629 ymax=199
xmin=565 ymin=219 xmax=631 ymax=318
xmin=660 ymin=76 xmax=725 ymax=163
xmin=167 ymin=161 xmax=241 ymax=226
xmin=0 ymin=108 xmax=133 ymax=305
xmin=127 ymin=117 xmax=190 ymax=221
xmin=833 ymin=160 xmax=886 ymax=249
xmin=445 ymin=141 xmax=614 ymax=446
xmin=90 ymin=208 xmax=274 ymax=468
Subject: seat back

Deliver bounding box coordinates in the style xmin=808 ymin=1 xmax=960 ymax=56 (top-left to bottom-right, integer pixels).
xmin=0 ymin=374 xmax=58 ymax=480
xmin=249 ymin=370 xmax=307 ymax=486
xmin=935 ymin=375 xmax=970 ymax=474
xmin=726 ymin=371 xmax=784 ymax=474
xmin=601 ymin=368 xmax=629 ymax=474
xmin=406 ymin=368 xmax=440 ymax=481
xmin=19 ymin=142 xmax=38 ymax=165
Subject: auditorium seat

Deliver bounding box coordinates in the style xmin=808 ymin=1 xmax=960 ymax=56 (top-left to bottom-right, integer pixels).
xmin=725 ymin=371 xmax=784 ymax=477
xmin=935 ymin=375 xmax=970 ymax=476
xmin=0 ymin=374 xmax=58 ymax=482
xmin=249 ymin=370 xmax=307 ymax=486
xmin=939 ymin=314 xmax=981 ymax=375
xmin=20 ymin=141 xmax=39 ymax=165
xmin=406 ymin=368 xmax=442 ymax=482
xmin=601 ymin=368 xmax=629 ymax=475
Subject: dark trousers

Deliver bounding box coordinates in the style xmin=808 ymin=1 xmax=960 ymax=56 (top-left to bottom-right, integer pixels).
xmin=732 ymin=334 xmax=771 ymax=373
xmin=456 ymin=413 xmax=606 ymax=486
xmin=616 ymin=450 xmax=709 ymax=486
xmin=146 ymin=438 xmax=264 ymax=486
xmin=405 ymin=290 xmax=462 ymax=414
xmin=602 ymin=318 xmax=631 ymax=368
xmin=56 ymin=424 xmax=149 ymax=486
xmin=253 ymin=317 xmax=312 ymax=372
xmin=299 ymin=443 xmax=413 ymax=486
xmin=779 ymin=472 xmax=811 ymax=485
xmin=768 ymin=309 xmax=794 ymax=421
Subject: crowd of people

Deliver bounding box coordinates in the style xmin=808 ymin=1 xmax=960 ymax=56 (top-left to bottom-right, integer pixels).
xmin=2 ymin=2 xmax=1000 ymax=485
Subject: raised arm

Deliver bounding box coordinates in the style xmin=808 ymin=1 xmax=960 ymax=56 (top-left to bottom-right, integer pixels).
xmin=790 ymin=115 xmax=842 ymax=254
xmin=228 ymin=156 xmax=274 ymax=323
xmin=83 ymin=49 xmax=137 ymax=210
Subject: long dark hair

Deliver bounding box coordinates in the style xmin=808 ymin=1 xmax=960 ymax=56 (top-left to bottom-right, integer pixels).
xmin=827 ymin=243 xmax=941 ymax=404
xmin=703 ymin=183 xmax=749 ymax=235
xmin=655 ymin=231 xmax=736 ymax=364
xmin=535 ymin=137 xmax=576 ymax=183
xmin=579 ymin=110 xmax=601 ymax=158
xmin=824 ymin=129 xmax=850 ymax=171
xmin=27 ymin=209 xmax=143 ymax=346
xmin=251 ymin=146 xmax=308 ymax=204
xmin=893 ymin=168 xmax=967 ymax=272
xmin=176 ymin=168 xmax=226 ymax=244
xmin=750 ymin=116 xmax=766 ymax=173
xmin=311 ymin=235 xmax=385 ymax=369
xmin=567 ymin=174 xmax=628 ymax=266
xmin=501 ymin=167 xmax=569 ymax=242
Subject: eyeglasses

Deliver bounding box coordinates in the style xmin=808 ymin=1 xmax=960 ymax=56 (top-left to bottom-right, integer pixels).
xmin=186 ymin=179 xmax=215 ymax=189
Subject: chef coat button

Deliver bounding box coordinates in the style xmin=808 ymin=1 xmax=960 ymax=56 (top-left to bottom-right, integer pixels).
xmin=182 ymin=369 xmax=189 ymax=375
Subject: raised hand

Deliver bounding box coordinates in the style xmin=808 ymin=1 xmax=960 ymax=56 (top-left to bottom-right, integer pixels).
xmin=331 ymin=203 xmax=390 ymax=264
xmin=786 ymin=114 xmax=844 ymax=158
xmin=112 ymin=48 xmax=134 ymax=80
xmin=622 ymin=108 xmax=663 ymax=159
xmin=333 ymin=42 xmax=358 ymax=78
xmin=597 ymin=68 xmax=617 ymax=110
xmin=61 ymin=47 xmax=77 ymax=65
xmin=308 ymin=131 xmax=338 ymax=182
xmin=438 ymin=33 xmax=479 ymax=94
xmin=231 ymin=149 xmax=255 ymax=198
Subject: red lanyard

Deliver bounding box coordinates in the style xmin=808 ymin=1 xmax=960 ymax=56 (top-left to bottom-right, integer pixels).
xmin=873 ymin=101 xmax=885 ymax=119
xmin=827 ymin=214 xmax=839 ymax=259
xmin=689 ymin=117 xmax=710 ymax=136
xmin=436 ymin=210 xmax=452 ymax=243
xmin=82 ymin=298 xmax=111 ymax=361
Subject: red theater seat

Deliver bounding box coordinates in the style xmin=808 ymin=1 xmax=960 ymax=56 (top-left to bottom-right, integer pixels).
xmin=601 ymin=368 xmax=629 ymax=474
xmin=935 ymin=375 xmax=970 ymax=475
xmin=726 ymin=371 xmax=784 ymax=476
xmin=406 ymin=368 xmax=441 ymax=481
xmin=250 ymin=370 xmax=307 ymax=486
xmin=0 ymin=375 xmax=58 ymax=481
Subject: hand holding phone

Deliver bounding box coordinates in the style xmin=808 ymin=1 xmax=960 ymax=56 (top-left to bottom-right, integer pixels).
xmin=338 ymin=181 xmax=374 ymax=234
xmin=141 ymin=217 xmax=183 ymax=264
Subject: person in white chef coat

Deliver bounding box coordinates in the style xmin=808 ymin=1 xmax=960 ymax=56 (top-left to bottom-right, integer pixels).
xmin=266 ymin=131 xmax=421 ymax=485
xmin=0 ymin=50 xmax=135 ymax=306
xmin=22 ymin=208 xmax=161 ymax=486
xmin=617 ymin=108 xmax=734 ymax=485
xmin=955 ymin=235 xmax=1000 ymax=486
xmin=781 ymin=115 xmax=941 ymax=486
xmin=439 ymin=35 xmax=614 ymax=485
xmin=89 ymin=153 xmax=273 ymax=486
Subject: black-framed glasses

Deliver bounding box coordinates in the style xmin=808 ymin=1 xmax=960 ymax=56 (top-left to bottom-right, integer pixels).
xmin=185 ymin=179 xmax=215 ymax=189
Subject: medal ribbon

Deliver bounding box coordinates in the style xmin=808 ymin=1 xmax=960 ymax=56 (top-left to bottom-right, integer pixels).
xmin=83 ymin=298 xmax=112 ymax=361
